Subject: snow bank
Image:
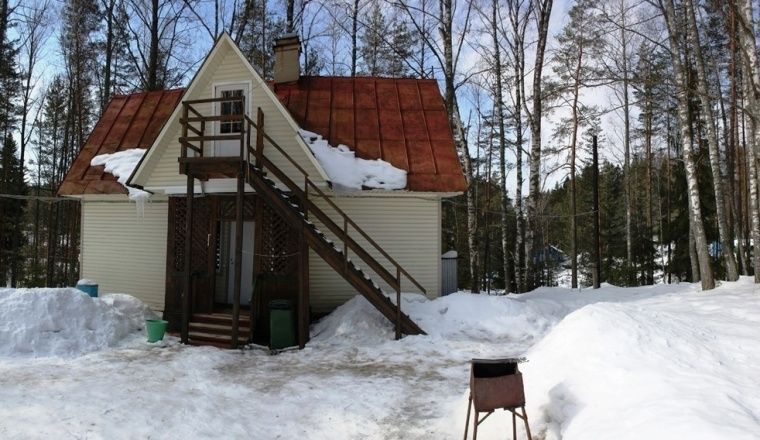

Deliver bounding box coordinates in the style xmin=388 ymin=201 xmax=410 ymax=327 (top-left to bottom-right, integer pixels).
xmin=521 ymin=279 xmax=760 ymax=440
xmin=90 ymin=148 xmax=150 ymax=202
xmin=310 ymin=295 xmax=395 ymax=344
xmin=299 ymin=129 xmax=407 ymax=190
xmin=311 ymin=287 xmax=666 ymax=348
xmin=0 ymin=288 xmax=157 ymax=357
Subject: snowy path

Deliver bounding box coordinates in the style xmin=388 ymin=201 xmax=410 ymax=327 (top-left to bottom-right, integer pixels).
xmin=1 ymin=281 xmax=759 ymax=439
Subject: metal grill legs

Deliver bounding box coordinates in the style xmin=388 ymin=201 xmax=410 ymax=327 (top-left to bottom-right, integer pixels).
xmin=463 ymin=394 xmax=532 ymax=440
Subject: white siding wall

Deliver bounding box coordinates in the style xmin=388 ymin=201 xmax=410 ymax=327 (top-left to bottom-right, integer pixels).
xmin=81 ymin=196 xmax=168 ymax=311
xmin=308 ymin=195 xmax=442 ymax=313
xmin=135 ymin=42 xmax=325 ymax=193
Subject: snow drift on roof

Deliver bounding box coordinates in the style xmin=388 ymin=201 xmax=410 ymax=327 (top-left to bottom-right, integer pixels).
xmin=90 ymin=149 xmax=150 ymax=200
xmin=299 ymin=129 xmax=407 ymax=190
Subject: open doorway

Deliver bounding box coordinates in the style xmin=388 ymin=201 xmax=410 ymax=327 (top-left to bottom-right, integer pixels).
xmin=214 ymin=220 xmax=255 ymax=308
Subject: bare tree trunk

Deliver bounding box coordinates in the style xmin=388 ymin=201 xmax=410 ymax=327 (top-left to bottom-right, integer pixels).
xmin=620 ymin=15 xmax=634 ymax=285
xmin=688 ymin=204 xmax=700 ymax=282
xmin=734 ymin=0 xmax=760 ymax=281
xmin=462 ymin=113 xmax=480 ymax=293
xmin=491 ymin=0 xmax=512 ymax=293
xmin=0 ymin=0 xmax=8 ymax=46
xmin=726 ymin=7 xmax=748 ymax=274
xmin=644 ymin=96 xmax=654 ymax=284
xmin=569 ymin=48 xmax=582 ymax=289
xmin=351 ymin=0 xmax=359 ymax=77
xmin=524 ymin=0 xmax=553 ymax=289
xmin=742 ymin=76 xmax=760 ymax=282
xmin=101 ymin=0 xmax=117 ymax=111
xmin=658 ymin=0 xmax=715 ymax=290
xmin=592 ymin=135 xmax=601 ymax=288
xmin=147 ymin=0 xmax=160 ymax=90
xmin=685 ymin=0 xmax=739 ymax=281
xmin=507 ymin=0 xmax=529 ymax=292
xmin=286 ymin=0 xmax=295 ymax=33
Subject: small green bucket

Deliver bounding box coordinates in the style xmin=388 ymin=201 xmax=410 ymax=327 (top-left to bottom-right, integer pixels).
xmin=145 ymin=319 xmax=169 ymax=343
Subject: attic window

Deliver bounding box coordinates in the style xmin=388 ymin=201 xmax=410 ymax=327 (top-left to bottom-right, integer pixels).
xmin=219 ymin=89 xmax=244 ymax=134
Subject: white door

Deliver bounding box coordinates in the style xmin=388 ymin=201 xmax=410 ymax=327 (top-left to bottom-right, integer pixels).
xmin=227 ymin=221 xmax=255 ymax=306
xmin=213 ymin=84 xmax=250 ymax=157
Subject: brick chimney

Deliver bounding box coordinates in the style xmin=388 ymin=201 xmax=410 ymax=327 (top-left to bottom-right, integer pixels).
xmin=273 ymin=33 xmax=301 ymax=84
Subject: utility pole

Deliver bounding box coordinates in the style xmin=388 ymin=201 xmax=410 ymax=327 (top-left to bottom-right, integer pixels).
xmin=592 ymin=135 xmax=601 ymax=289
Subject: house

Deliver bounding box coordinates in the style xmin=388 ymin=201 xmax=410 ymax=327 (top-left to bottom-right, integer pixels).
xmin=58 ymin=33 xmax=466 ymax=348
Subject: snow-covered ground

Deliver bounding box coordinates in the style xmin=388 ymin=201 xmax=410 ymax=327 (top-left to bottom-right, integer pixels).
xmin=1 ymin=281 xmax=759 ymax=439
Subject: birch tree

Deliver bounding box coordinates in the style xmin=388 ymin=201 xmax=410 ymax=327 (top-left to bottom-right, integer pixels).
xmin=552 ymin=0 xmax=602 ymax=289
xmin=657 ymin=0 xmax=714 ymax=290
xmin=732 ymin=0 xmax=760 ymax=281
xmin=524 ymin=0 xmax=553 ymax=289
xmin=506 ymin=0 xmax=531 ymax=292
xmin=393 ymin=0 xmax=478 ymax=290
xmin=684 ymin=0 xmax=739 ymax=281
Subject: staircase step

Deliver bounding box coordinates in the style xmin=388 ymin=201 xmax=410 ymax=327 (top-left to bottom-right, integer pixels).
xmin=247 ymin=162 xmax=426 ymax=337
xmin=188 ymin=331 xmax=248 ymax=345
xmin=189 ymin=322 xmax=250 ymax=335
xmin=192 ymin=313 xmax=250 ymax=326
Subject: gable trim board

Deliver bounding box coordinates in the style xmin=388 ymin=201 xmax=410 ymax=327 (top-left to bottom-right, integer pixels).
xmin=128 ymin=33 xmax=329 ymax=192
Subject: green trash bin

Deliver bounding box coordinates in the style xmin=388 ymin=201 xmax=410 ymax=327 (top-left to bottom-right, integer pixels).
xmin=269 ymin=299 xmax=296 ymax=349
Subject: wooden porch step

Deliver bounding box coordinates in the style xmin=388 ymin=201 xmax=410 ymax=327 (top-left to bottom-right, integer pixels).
xmin=188 ymin=312 xmax=251 ymax=348
xmin=189 ymin=321 xmax=250 ymax=335
xmin=191 ymin=313 xmax=251 ymax=326
xmin=188 ymin=331 xmax=249 ymax=346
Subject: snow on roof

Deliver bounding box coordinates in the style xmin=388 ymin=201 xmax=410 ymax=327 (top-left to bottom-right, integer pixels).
xmin=275 ymin=76 xmax=467 ymax=193
xmin=90 ymin=149 xmax=150 ymax=200
xmin=58 ymin=89 xmax=184 ymax=196
xmin=299 ymin=129 xmax=406 ymax=190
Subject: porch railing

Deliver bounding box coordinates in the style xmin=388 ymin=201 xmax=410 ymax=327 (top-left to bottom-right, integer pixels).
xmin=179 ymin=96 xmax=426 ymax=340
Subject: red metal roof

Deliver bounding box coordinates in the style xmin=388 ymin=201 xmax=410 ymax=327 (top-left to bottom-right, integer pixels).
xmin=274 ymin=76 xmax=466 ymax=192
xmin=59 ymin=77 xmax=466 ymax=195
xmin=58 ymin=89 xmax=185 ymax=196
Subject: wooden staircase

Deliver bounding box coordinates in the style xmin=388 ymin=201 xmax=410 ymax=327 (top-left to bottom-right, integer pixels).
xmin=188 ymin=313 xmax=251 ymax=348
xmin=177 ymin=98 xmax=426 ymax=344
xmin=245 ymin=162 xmax=425 ymax=336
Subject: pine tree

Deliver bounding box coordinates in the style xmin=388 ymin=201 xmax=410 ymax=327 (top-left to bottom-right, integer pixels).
xmin=359 ymin=3 xmax=386 ymax=76
xmin=0 ymin=137 xmax=27 ymax=286
xmin=236 ymin=0 xmax=285 ymax=80
xmin=551 ymin=0 xmax=603 ymax=288
xmin=359 ymin=4 xmax=414 ymax=77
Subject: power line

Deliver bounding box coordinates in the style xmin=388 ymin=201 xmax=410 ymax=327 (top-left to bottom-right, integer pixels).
xmin=442 ymin=199 xmax=596 ymax=219
xmin=0 ymin=193 xmax=80 ymax=203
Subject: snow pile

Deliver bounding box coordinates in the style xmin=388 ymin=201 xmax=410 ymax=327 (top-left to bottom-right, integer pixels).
xmin=310 ymin=295 xmax=395 ymax=344
xmin=0 ymin=288 xmax=156 ymax=357
xmin=520 ymin=280 xmax=760 ymax=440
xmin=2 ymin=281 xmax=759 ymax=438
xmin=311 ymin=287 xmax=661 ymax=348
xmin=299 ymin=129 xmax=407 ymax=190
xmin=90 ymin=148 xmax=150 ymax=202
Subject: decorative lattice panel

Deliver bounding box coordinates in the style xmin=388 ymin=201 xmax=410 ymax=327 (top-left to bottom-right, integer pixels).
xmin=259 ymin=204 xmax=298 ymax=275
xmin=171 ymin=197 xmax=210 ymax=273
xmin=220 ymin=196 xmax=255 ymax=220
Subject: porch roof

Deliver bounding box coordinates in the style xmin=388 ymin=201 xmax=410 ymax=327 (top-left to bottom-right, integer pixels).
xmin=58 ymin=89 xmax=185 ymax=196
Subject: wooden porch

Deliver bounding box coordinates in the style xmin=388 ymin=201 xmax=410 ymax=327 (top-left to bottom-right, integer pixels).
xmin=172 ymin=95 xmax=426 ymax=349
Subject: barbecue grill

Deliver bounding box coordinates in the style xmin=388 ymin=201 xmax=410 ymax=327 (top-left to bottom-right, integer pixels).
xmin=463 ymin=358 xmax=532 ymax=440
